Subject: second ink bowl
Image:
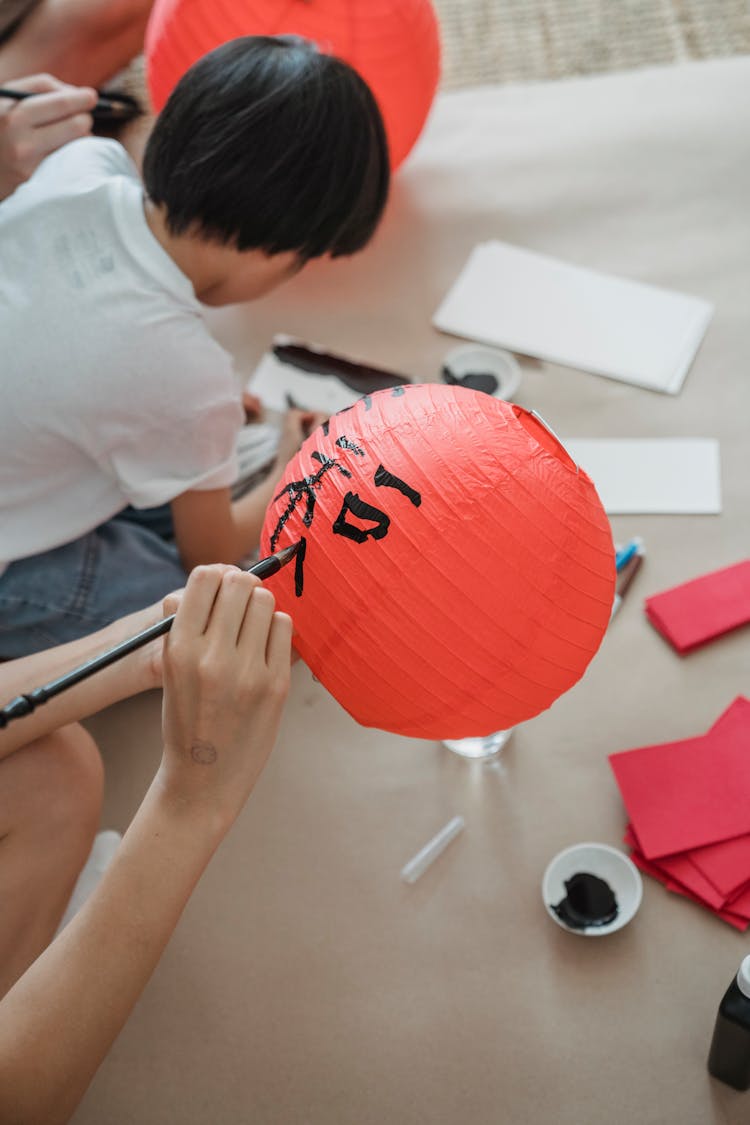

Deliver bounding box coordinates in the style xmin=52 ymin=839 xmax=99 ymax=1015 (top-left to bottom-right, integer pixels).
xmin=542 ymin=842 xmax=643 ymax=937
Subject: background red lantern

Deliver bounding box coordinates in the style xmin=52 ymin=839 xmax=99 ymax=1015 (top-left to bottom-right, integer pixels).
xmin=261 ymin=384 xmax=616 ymax=740
xmin=145 ymin=0 xmax=441 ymax=170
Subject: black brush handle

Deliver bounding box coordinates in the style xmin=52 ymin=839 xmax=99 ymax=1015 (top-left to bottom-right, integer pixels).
xmin=0 ymin=86 xmax=141 ymax=122
xmin=0 ymin=616 xmax=173 ymax=724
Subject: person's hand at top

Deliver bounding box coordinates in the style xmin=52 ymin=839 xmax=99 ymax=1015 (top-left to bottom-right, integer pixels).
xmin=156 ymin=565 xmax=293 ymax=828
xmin=279 ymin=407 xmax=328 ymax=460
xmin=0 ymin=73 xmax=96 ymax=200
xmin=242 ymin=392 xmax=327 ymax=448
xmin=242 ymin=391 xmax=264 ymax=423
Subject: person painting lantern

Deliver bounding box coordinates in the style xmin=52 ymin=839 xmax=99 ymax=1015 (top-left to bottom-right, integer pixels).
xmin=261 ymin=384 xmax=616 ymax=739
xmin=0 ymin=35 xmax=389 ymax=659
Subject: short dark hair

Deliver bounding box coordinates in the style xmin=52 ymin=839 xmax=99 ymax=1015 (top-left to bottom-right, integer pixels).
xmin=142 ymin=35 xmax=390 ymax=260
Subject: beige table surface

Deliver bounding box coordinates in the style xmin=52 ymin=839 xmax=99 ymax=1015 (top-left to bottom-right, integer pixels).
xmin=76 ymin=57 xmax=750 ymax=1125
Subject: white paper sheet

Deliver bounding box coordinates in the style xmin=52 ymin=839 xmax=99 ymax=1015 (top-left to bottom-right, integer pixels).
xmin=560 ymin=438 xmax=721 ymax=514
xmin=433 ymin=241 xmax=713 ymax=393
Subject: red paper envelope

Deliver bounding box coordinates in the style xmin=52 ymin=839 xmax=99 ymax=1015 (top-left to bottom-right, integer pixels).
xmin=727 ymin=884 xmax=750 ymax=917
xmin=630 ymin=851 xmax=749 ymax=931
xmin=707 ymin=696 xmax=750 ymax=734
xmin=671 ymin=887 xmax=750 ymax=930
xmin=644 ymin=559 xmax=750 ymax=654
xmin=686 ymin=833 xmax=750 ymax=898
xmin=625 ymin=709 xmax=750 ymax=898
xmin=680 ymin=700 xmax=750 ymax=895
xmin=650 ymin=853 xmax=726 ymax=910
xmin=610 ymin=699 xmax=750 ymax=858
xmin=624 ymin=825 xmax=728 ymax=910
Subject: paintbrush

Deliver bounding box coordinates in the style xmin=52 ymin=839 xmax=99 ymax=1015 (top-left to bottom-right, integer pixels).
xmin=610 ymin=545 xmax=646 ymax=619
xmin=0 ymin=542 xmax=301 ymax=728
xmin=0 ymin=86 xmax=142 ymax=123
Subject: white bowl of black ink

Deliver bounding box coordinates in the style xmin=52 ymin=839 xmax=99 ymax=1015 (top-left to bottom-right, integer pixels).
xmin=441 ymin=344 xmax=522 ymax=401
xmin=542 ymin=842 xmax=643 ymax=937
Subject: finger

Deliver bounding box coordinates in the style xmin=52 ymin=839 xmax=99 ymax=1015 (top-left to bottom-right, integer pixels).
xmin=242 ymin=391 xmax=262 ymax=420
xmin=163 ymin=562 xmax=232 ymax=618
xmin=303 ymin=411 xmax=327 ymax=435
xmin=237 ymin=585 xmax=276 ymax=664
xmin=28 ymin=113 xmax=93 ymax=160
xmin=266 ymin=611 xmax=293 ymax=674
xmin=287 ymin=409 xmax=310 ymax=438
xmin=171 ymin=565 xmax=224 ymax=640
xmin=207 ymin=569 xmax=259 ymax=647
xmin=302 ymin=412 xmax=323 ymax=439
xmin=4 ymin=73 xmax=65 ymax=95
xmin=16 ymin=87 xmax=96 ymax=128
xmin=162 ymin=589 xmax=184 ymax=617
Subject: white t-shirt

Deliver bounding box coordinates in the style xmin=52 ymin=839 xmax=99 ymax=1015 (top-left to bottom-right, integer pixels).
xmin=0 ymin=137 xmax=243 ymax=568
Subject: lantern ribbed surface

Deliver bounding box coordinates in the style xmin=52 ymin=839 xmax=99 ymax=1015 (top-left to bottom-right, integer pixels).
xmin=145 ymin=0 xmax=441 ymax=169
xmin=261 ymin=384 xmax=615 ymax=740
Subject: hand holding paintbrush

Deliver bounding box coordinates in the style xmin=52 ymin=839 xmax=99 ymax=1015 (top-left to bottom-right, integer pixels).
xmin=0 ymin=75 xmax=140 ymax=201
xmin=0 ymin=81 xmax=141 ymax=122
xmin=282 ymin=393 xmax=328 ymax=444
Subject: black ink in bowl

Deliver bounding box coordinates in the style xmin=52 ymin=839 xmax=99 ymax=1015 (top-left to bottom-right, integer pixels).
xmin=552 ymin=872 xmax=618 ymax=929
xmin=441 ymin=366 xmax=499 ymax=396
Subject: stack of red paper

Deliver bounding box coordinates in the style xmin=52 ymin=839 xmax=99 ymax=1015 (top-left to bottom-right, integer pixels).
xmin=609 ymin=698 xmax=750 ymax=930
xmin=645 ymin=559 xmax=750 ymax=653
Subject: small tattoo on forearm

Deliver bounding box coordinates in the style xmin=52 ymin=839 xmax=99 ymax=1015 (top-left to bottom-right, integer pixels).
xmin=190 ymin=740 xmax=217 ymax=765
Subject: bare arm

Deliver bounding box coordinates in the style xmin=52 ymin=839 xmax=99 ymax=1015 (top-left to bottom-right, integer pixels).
xmin=0 ymin=599 xmax=165 ymax=761
xmin=0 ymin=565 xmax=292 ymax=1125
xmin=171 ymin=408 xmax=326 ymax=571
xmin=0 ymin=782 xmax=225 ymax=1125
xmin=0 ymin=0 xmax=154 ymax=90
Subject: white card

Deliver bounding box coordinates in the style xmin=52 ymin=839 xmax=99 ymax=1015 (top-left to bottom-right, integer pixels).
xmin=433 ymin=241 xmax=713 ymax=393
xmin=560 ymin=438 xmax=721 ymax=514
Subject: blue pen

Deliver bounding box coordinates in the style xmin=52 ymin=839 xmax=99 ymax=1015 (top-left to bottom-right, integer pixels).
xmin=615 ymin=537 xmax=643 ymax=572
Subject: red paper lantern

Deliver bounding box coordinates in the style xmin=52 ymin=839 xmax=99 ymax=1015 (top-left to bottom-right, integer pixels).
xmin=145 ymin=0 xmax=441 ymax=169
xmin=261 ymin=385 xmax=615 ymax=740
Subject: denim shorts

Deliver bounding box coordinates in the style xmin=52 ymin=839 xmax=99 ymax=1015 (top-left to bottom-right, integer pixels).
xmin=0 ymin=507 xmax=187 ymax=659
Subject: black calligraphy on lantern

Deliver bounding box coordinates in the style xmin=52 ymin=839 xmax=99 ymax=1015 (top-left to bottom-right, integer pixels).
xmin=269 ymin=448 xmax=352 ymax=551
xmin=269 ymin=435 xmax=421 ymax=597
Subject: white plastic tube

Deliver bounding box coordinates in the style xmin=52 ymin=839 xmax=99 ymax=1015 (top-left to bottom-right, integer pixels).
xmin=400 ymin=816 xmax=465 ymax=884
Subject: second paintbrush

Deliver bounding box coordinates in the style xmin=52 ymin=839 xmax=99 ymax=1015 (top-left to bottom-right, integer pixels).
xmin=611 ymin=545 xmax=646 ymax=619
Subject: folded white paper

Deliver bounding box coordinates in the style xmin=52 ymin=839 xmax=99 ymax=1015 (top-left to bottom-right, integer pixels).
xmin=433 ymin=241 xmax=713 ymax=394
xmin=561 ymin=438 xmax=721 ymax=514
